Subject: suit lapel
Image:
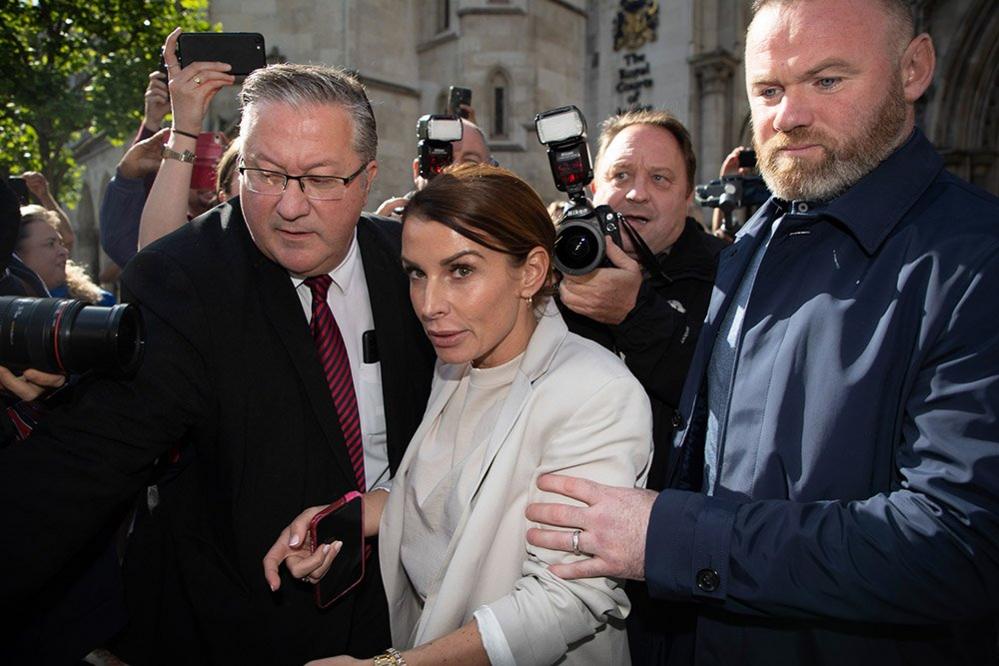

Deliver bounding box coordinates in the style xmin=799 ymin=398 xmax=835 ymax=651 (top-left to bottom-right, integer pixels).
xmin=663 ymin=202 xmax=779 ymax=485
xmin=246 ymin=226 xmax=357 ymax=489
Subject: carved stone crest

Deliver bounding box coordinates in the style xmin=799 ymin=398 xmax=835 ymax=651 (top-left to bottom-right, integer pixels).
xmin=613 ymin=0 xmax=660 ymax=52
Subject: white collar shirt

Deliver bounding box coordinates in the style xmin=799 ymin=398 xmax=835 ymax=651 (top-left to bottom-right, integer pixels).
xmin=291 ymin=232 xmax=389 ymax=490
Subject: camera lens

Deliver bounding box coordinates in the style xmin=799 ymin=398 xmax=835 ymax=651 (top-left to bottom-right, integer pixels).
xmin=554 ymin=221 xmax=604 ymax=275
xmin=0 ymin=297 xmax=144 ymax=376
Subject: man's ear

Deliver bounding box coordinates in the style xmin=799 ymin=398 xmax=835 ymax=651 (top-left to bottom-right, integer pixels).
xmin=901 ymin=33 xmax=935 ymax=103
xmin=362 ymin=160 xmax=378 ymax=195
xmin=521 ymin=246 xmax=551 ymax=298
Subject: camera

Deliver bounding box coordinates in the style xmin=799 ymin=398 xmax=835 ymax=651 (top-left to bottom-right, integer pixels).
xmin=0 ymin=297 xmax=145 ymax=376
xmin=536 ymin=105 xmax=637 ymax=276
xmin=447 ymin=86 xmax=472 ymax=119
xmin=694 ymin=174 xmax=770 ymax=235
xmin=416 ymin=114 xmax=463 ymax=180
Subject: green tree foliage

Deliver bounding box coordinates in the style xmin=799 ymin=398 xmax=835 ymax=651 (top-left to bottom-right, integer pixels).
xmin=0 ymin=0 xmax=212 ymax=203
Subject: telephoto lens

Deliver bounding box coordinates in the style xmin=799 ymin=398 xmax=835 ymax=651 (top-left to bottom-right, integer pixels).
xmin=0 ymin=297 xmax=144 ymax=376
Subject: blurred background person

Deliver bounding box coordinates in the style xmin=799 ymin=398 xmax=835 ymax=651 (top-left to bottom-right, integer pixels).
xmin=374 ymin=111 xmax=493 ymax=219
xmin=16 ymin=205 xmax=114 ymax=305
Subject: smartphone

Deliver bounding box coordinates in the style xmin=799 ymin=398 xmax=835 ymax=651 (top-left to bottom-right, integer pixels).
xmin=738 ymin=149 xmax=757 ymax=170
xmin=448 ymin=86 xmax=472 ymax=119
xmin=308 ymin=491 xmax=364 ymax=608
xmin=7 ymin=177 xmax=29 ymax=205
xmin=176 ymin=32 xmax=266 ymax=76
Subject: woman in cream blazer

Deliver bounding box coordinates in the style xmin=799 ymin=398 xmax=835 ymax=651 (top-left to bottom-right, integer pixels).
xmin=266 ymin=164 xmax=651 ymax=665
xmin=380 ymin=299 xmax=652 ymax=664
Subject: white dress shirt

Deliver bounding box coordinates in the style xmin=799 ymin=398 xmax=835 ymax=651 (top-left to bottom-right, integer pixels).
xmin=291 ymin=232 xmax=389 ymax=491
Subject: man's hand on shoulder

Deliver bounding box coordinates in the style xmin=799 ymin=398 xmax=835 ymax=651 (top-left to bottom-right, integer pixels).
xmin=526 ymin=474 xmax=657 ymax=581
xmin=558 ymin=238 xmax=643 ymax=325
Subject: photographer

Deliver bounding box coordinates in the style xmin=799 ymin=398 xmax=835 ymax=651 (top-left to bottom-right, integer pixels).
xmin=558 ymin=110 xmax=726 ymax=486
xmin=374 ymin=113 xmax=492 ymax=219
xmin=707 ymin=145 xmax=770 ymax=241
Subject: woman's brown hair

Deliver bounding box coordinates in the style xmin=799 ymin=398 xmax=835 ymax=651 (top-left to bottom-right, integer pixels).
xmin=402 ymin=163 xmax=556 ymax=297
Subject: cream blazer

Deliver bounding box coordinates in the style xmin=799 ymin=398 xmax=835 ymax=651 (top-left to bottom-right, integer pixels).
xmin=380 ymin=305 xmax=653 ymax=665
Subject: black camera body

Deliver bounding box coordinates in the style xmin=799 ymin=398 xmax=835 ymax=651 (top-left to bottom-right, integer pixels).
xmin=551 ymin=202 xmax=624 ymax=277
xmin=416 ymin=114 xmax=463 ymax=180
xmin=695 ymin=174 xmax=770 ymax=234
xmin=535 ymin=106 xmax=627 ymax=276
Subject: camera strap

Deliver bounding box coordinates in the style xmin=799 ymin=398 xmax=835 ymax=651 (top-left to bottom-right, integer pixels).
xmin=620 ymin=219 xmax=671 ymax=284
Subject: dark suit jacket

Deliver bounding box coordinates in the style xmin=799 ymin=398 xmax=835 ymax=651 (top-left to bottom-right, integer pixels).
xmin=643 ymin=130 xmax=999 ymax=664
xmin=0 ymin=200 xmax=435 ymax=665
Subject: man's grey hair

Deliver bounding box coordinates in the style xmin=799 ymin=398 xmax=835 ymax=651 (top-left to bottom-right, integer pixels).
xmin=751 ymin=0 xmax=915 ymax=48
xmin=238 ymin=63 xmax=378 ymax=164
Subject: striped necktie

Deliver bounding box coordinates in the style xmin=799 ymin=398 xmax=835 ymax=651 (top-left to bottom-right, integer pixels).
xmin=305 ymin=275 xmax=366 ymax=492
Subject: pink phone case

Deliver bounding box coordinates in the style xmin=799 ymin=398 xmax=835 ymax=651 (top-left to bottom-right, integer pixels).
xmin=308 ymin=490 xmax=365 ymax=608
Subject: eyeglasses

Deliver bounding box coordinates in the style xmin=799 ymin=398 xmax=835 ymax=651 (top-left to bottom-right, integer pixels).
xmin=238 ymin=161 xmax=369 ymax=201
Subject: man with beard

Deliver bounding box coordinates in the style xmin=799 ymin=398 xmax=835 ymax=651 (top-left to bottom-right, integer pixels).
xmin=524 ymin=1 xmax=999 ymax=664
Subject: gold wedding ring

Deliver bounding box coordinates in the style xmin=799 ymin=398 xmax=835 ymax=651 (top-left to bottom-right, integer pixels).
xmin=193 ymin=75 xmax=202 ymax=85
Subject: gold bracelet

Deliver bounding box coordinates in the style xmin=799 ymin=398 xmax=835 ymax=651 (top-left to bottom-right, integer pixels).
xmin=373 ymin=647 xmax=407 ymax=666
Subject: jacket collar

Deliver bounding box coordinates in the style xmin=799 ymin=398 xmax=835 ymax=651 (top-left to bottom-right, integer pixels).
xmin=759 ymin=128 xmax=944 ymax=256
xmin=652 ymin=217 xmax=723 ymax=283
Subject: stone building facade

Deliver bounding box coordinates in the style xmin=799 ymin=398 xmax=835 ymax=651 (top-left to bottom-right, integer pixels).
xmin=71 ymin=0 xmax=997 ymax=278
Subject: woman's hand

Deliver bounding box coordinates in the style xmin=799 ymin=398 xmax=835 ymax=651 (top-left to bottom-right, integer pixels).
xmin=161 ymin=28 xmax=235 ymax=135
xmin=262 ymin=504 xmax=342 ymax=592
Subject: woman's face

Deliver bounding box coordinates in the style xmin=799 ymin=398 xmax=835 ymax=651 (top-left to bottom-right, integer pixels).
xmin=402 ymin=216 xmax=547 ymax=368
xmin=17 ymin=220 xmax=68 ymax=289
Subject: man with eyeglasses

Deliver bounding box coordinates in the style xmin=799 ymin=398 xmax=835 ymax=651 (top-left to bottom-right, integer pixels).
xmin=0 ymin=62 xmax=435 ymax=664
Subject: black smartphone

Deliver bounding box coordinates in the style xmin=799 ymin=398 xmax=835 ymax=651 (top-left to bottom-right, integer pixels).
xmin=308 ymin=491 xmax=364 ymax=608
xmin=448 ymin=86 xmax=472 ymax=119
xmin=738 ymin=149 xmax=757 ymax=170
xmin=7 ymin=177 xmax=29 ymax=205
xmin=176 ymin=32 xmax=266 ymax=76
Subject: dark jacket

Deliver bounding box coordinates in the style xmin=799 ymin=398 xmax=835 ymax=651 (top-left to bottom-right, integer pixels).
xmin=0 ymin=201 xmax=435 ymax=665
xmin=561 ymin=217 xmax=726 ymax=489
xmin=646 ymin=130 xmax=999 ymax=665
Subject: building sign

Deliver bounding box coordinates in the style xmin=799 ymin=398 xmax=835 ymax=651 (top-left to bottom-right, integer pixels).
xmin=612 ymin=0 xmax=658 ymax=113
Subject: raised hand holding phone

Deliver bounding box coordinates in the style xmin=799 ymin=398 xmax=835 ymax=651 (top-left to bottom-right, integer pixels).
xmin=161 ymin=28 xmax=236 ymax=136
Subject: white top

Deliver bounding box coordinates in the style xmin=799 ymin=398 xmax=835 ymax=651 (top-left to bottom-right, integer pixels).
xmin=291 ymin=232 xmax=389 ymax=491
xmin=400 ymin=352 xmax=524 ymax=665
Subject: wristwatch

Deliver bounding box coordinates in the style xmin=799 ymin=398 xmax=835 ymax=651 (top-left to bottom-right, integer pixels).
xmin=161 ymin=145 xmax=196 ymax=164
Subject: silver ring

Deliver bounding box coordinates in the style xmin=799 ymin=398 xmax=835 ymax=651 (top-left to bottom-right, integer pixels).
xmin=301 ymin=576 xmax=310 ymax=583
xmin=571 ymin=529 xmax=582 ymax=557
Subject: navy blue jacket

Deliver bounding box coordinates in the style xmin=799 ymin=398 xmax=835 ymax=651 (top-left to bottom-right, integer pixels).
xmin=644 ymin=130 xmax=999 ymax=665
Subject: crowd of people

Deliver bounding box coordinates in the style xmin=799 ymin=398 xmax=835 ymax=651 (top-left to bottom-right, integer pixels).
xmin=1 ymin=0 xmax=998 ymax=664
